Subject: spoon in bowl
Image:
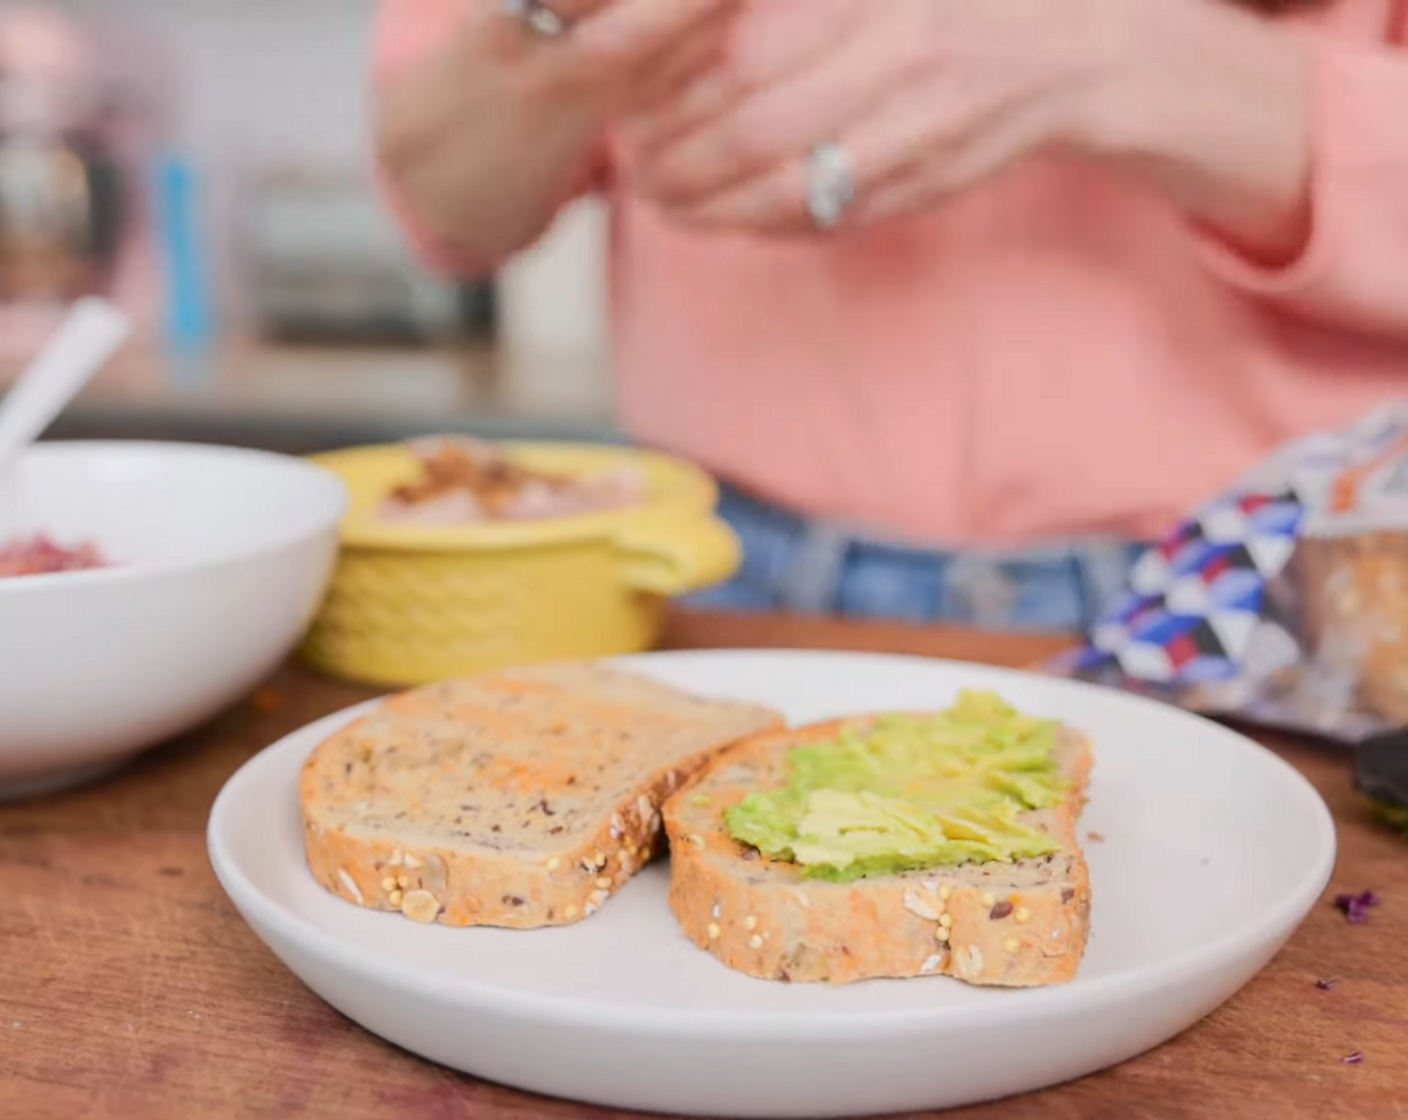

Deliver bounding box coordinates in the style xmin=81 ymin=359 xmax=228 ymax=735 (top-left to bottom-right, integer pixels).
xmin=0 ymin=297 xmax=133 ymax=545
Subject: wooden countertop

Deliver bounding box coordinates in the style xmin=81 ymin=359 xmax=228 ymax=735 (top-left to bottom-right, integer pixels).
xmin=44 ymin=340 xmax=626 ymax=449
xmin=1 ymin=612 xmax=1404 ymax=1119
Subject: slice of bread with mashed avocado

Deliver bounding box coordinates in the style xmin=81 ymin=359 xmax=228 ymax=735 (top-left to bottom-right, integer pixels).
xmin=663 ymin=690 xmax=1092 ymax=986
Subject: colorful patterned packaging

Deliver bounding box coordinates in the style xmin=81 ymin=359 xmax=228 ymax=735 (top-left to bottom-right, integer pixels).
xmin=1050 ymin=400 xmax=1408 ymax=742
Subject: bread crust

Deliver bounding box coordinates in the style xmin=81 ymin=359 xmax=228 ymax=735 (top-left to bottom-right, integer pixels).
xmin=663 ymin=717 xmax=1093 ymax=986
xmin=300 ymin=664 xmax=783 ymax=929
xmin=303 ymin=770 xmax=679 ymax=929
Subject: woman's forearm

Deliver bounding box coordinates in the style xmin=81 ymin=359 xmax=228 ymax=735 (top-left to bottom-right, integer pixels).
xmin=375 ymin=17 xmax=608 ymax=269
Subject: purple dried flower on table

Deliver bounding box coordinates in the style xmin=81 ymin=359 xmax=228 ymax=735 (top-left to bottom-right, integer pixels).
xmin=1342 ymin=1052 xmax=1364 ymax=1066
xmin=1334 ymin=890 xmax=1382 ymax=924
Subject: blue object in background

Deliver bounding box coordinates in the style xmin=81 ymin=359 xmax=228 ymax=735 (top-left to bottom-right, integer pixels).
xmin=153 ymin=153 xmax=216 ymax=383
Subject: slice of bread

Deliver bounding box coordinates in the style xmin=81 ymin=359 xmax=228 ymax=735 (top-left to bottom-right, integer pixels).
xmin=301 ymin=662 xmax=784 ymax=929
xmin=663 ymin=715 xmax=1093 ymax=986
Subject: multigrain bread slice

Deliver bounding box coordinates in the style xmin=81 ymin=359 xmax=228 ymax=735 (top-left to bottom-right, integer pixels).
xmin=301 ymin=662 xmax=783 ymax=929
xmin=663 ymin=716 xmax=1093 ymax=987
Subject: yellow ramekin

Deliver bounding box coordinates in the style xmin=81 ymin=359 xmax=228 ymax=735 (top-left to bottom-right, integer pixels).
xmin=298 ymin=441 xmax=741 ymax=687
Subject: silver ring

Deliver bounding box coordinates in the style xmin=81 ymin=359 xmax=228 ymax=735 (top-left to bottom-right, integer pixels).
xmin=805 ymin=143 xmax=856 ymax=231
xmin=504 ymin=0 xmax=567 ymax=37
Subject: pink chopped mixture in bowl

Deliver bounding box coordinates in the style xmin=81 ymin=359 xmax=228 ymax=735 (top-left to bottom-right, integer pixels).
xmin=0 ymin=535 xmax=107 ymax=579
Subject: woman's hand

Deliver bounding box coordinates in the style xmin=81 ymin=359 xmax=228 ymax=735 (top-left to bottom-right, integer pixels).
xmin=627 ymin=0 xmax=1113 ymax=229
xmin=624 ymin=0 xmax=1311 ymax=262
xmin=498 ymin=0 xmax=743 ymax=119
xmin=376 ymin=0 xmax=740 ymax=267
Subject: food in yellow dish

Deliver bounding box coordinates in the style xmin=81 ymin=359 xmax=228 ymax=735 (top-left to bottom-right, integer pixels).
xmin=376 ymin=436 xmax=647 ymax=524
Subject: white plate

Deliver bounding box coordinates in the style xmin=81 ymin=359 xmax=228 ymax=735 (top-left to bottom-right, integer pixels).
xmin=208 ymin=650 xmax=1335 ymax=1118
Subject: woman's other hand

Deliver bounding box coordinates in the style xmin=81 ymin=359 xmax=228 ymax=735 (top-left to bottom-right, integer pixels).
xmin=625 ymin=0 xmax=1311 ymax=262
xmin=376 ymin=0 xmax=740 ymax=268
xmin=497 ymin=0 xmax=743 ymax=118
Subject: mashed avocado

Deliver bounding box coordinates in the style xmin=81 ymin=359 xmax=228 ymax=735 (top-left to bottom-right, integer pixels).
xmin=725 ymin=690 xmax=1068 ymax=883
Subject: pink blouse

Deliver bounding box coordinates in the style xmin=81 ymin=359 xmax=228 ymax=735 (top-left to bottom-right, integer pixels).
xmin=376 ymin=0 xmax=1408 ymax=548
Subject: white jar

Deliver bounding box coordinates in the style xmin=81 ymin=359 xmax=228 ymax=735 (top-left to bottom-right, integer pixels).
xmin=495 ymin=196 xmax=614 ymax=417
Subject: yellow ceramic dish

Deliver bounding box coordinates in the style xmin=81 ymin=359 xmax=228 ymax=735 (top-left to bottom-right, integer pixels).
xmin=298 ymin=441 xmax=741 ymax=687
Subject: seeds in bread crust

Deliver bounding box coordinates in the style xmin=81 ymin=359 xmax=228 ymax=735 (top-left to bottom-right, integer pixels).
xmin=401 ymin=890 xmax=440 ymax=924
xmin=744 ymin=915 xmax=758 ymax=931
xmin=958 ymin=945 xmax=984 ymax=977
xmin=920 ymin=953 xmax=946 ymax=975
xmin=749 ymin=935 xmax=764 ymax=949
xmin=546 ymin=857 xmax=561 ymax=871
xmin=1004 ymin=937 xmax=1021 ymax=954
xmin=938 ymin=914 xmax=953 ymax=928
xmin=337 ymin=870 xmax=363 ymax=904
xmin=935 ymin=927 xmax=950 ymax=943
xmin=595 ymin=877 xmax=612 ymax=890
xmin=564 ymin=904 xmax=579 ymax=919
xmin=980 ymin=892 xmax=996 ymax=908
xmin=420 ymin=853 xmax=449 ymax=894
xmin=1015 ymin=907 xmax=1031 ymax=924
xmin=381 ymin=877 xmax=397 ymax=893
xmin=902 ymin=889 xmax=942 ymax=921
xmin=388 ymin=889 xmax=404 ymax=907
xmin=707 ymin=923 xmax=722 ymax=940
xmin=989 ymin=901 xmax=1014 ymax=920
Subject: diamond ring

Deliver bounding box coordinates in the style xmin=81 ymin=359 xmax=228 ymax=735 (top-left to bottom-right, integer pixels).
xmin=503 ymin=0 xmax=567 ymax=38
xmin=805 ymin=143 xmax=857 ymax=231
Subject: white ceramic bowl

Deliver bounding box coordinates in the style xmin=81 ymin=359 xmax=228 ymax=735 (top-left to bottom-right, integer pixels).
xmin=0 ymin=441 xmax=347 ymax=800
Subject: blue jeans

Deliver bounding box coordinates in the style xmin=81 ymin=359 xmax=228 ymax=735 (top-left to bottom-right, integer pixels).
xmin=684 ymin=487 xmax=1145 ymax=633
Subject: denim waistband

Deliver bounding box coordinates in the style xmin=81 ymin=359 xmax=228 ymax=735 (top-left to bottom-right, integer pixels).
xmin=686 ymin=486 xmax=1146 ymax=633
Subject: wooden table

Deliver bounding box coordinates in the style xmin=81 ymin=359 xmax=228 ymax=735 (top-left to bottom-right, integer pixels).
xmin=2 ymin=613 xmax=1405 ymax=1120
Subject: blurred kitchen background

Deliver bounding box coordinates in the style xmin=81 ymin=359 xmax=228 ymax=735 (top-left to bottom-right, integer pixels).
xmin=0 ymin=0 xmax=620 ymax=453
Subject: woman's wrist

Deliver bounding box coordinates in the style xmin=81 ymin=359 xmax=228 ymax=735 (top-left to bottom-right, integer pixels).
xmin=375 ymin=11 xmax=608 ymax=264
xmin=1073 ymin=0 xmax=1313 ymax=263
